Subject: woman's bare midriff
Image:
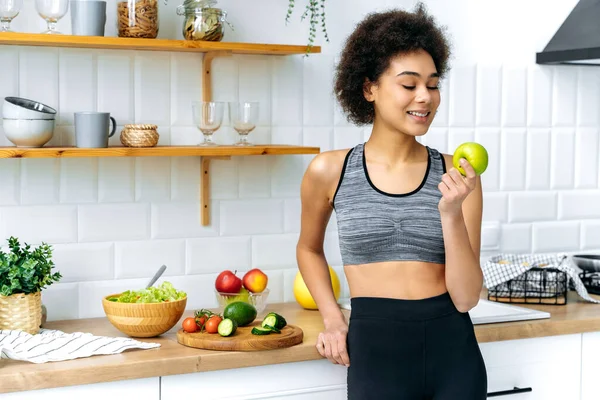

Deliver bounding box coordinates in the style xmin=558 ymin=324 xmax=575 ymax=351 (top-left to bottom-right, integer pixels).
xmin=344 ymin=261 xmax=447 ymax=300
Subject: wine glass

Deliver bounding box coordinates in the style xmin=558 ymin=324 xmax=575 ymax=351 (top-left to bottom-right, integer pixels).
xmin=192 ymin=101 xmax=224 ymax=146
xmin=0 ymin=0 xmax=22 ymax=32
xmin=229 ymin=102 xmax=259 ymax=146
xmin=35 ymin=0 xmax=69 ymax=34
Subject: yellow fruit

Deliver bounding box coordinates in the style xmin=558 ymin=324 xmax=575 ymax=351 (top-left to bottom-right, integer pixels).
xmin=293 ymin=266 xmax=341 ymax=310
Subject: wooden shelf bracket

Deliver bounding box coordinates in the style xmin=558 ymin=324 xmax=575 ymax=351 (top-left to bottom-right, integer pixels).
xmin=200 ymin=51 xmax=233 ymax=226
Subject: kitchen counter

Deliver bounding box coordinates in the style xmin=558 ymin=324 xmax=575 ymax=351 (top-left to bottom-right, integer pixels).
xmin=1 ymin=290 xmax=600 ymax=394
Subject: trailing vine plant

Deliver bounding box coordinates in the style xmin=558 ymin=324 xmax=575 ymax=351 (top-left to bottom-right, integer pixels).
xmin=286 ymin=0 xmax=330 ymax=55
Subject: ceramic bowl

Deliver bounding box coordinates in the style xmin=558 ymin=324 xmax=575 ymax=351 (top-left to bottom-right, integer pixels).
xmin=2 ymin=118 xmax=55 ymax=147
xmin=102 ymin=294 xmax=187 ymax=338
xmin=3 ymin=97 xmax=57 ymax=120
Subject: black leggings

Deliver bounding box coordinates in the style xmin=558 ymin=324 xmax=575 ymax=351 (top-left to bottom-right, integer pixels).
xmin=347 ymin=292 xmax=487 ymax=400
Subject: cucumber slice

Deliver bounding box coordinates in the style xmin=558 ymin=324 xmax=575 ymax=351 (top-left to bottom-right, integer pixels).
xmin=217 ymin=318 xmax=237 ymax=337
xmin=264 ymin=324 xmax=281 ymax=333
xmin=261 ymin=313 xmax=287 ymax=330
xmin=251 ymin=326 xmax=272 ymax=335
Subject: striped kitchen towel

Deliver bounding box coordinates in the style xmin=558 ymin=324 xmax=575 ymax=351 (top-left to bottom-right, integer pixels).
xmin=0 ymin=329 xmax=160 ymax=364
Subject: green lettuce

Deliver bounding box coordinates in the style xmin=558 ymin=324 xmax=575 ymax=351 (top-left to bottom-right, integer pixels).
xmin=108 ymin=281 xmax=186 ymax=303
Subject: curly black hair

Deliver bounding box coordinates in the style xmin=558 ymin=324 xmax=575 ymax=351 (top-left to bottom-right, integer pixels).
xmin=334 ymin=3 xmax=452 ymax=126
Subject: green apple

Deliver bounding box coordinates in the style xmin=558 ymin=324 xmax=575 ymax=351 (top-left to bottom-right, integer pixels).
xmin=453 ymin=142 xmax=489 ymax=176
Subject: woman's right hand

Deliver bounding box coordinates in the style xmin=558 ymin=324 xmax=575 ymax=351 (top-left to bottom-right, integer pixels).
xmin=316 ymin=318 xmax=350 ymax=367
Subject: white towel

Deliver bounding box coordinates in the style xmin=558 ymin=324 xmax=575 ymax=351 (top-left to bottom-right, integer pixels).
xmin=0 ymin=329 xmax=160 ymax=364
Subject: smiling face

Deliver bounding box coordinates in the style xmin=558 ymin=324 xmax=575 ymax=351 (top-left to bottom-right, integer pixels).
xmin=364 ymin=50 xmax=441 ymax=137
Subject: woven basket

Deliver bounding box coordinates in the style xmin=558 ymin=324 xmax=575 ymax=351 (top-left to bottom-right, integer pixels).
xmin=0 ymin=291 xmax=42 ymax=334
xmin=120 ymin=124 xmax=159 ymax=147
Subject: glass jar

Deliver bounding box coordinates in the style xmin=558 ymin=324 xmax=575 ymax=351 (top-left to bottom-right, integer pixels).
xmin=117 ymin=0 xmax=159 ymax=38
xmin=176 ymin=0 xmax=233 ymax=41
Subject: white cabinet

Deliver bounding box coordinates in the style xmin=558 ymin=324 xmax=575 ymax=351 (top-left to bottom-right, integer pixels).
xmin=160 ymin=359 xmax=347 ymax=400
xmin=0 ymin=377 xmax=159 ymax=400
xmin=581 ymin=332 xmax=600 ymax=400
xmin=480 ymin=334 xmax=581 ymax=399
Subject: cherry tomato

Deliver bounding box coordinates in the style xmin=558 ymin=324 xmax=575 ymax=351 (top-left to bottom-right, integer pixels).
xmin=196 ymin=315 xmax=207 ymax=329
xmin=205 ymin=315 xmax=223 ymax=334
xmin=182 ymin=317 xmax=198 ymax=333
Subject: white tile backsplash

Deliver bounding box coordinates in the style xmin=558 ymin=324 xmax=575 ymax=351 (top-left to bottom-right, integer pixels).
xmin=2 ymin=5 xmax=600 ymax=321
xmin=134 ymin=52 xmax=171 ymax=126
xmin=271 ymin=56 xmax=303 ymax=126
xmin=60 ymin=158 xmax=98 ymax=204
xmin=449 ymin=65 xmax=476 ymax=127
xmin=187 ymin=236 xmax=251 ymax=274
xmin=526 ymin=128 xmax=551 ymax=190
xmin=79 ymin=204 xmax=150 ymax=242
xmin=303 ymin=56 xmax=334 ymax=126
xmin=58 ymin=49 xmax=96 ymax=125
xmin=532 ymin=222 xmax=580 ymax=253
xmin=527 ymin=66 xmax=552 ymax=127
xmin=552 ymin=67 xmax=577 ymax=127
xmin=219 ymin=199 xmax=284 ymax=236
xmin=500 ymin=128 xmax=527 ymax=190
xmin=21 ymin=159 xmax=60 ymax=205
xmin=97 ymin=51 xmax=134 ymax=125
xmin=0 ymin=159 xmax=20 ymax=205
xmin=0 ymin=205 xmax=78 ymax=244
xmin=476 ymin=65 xmax=501 ymax=127
xmin=501 ymin=66 xmax=527 ymax=127
xmin=115 ymin=239 xmax=185 ymax=279
xmin=252 ymin=234 xmax=299 ymax=270
xmin=550 ymin=128 xmax=575 ymax=189
xmin=574 ymin=128 xmax=599 ymax=189
xmin=508 ymin=192 xmax=557 ymax=223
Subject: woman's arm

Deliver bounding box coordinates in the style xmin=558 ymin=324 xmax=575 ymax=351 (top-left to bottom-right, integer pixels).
xmin=439 ymin=154 xmax=484 ymax=312
xmin=297 ymin=151 xmax=349 ymax=366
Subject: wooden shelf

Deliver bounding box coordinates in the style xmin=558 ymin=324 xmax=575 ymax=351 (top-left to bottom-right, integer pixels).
xmin=0 ymin=32 xmax=320 ymax=55
xmin=0 ymin=33 xmax=321 ymax=227
xmin=0 ymin=145 xmax=320 ymax=159
xmin=0 ymin=145 xmax=319 ymax=226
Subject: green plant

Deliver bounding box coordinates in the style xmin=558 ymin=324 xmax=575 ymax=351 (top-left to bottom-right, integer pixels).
xmin=286 ymin=0 xmax=329 ymax=54
xmin=0 ymin=237 xmax=62 ymax=297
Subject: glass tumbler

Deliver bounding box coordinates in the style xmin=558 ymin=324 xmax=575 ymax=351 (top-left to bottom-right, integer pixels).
xmin=0 ymin=0 xmax=23 ymax=32
xmin=229 ymin=101 xmax=258 ymax=146
xmin=192 ymin=101 xmax=224 ymax=146
xmin=35 ymin=0 xmax=69 ymax=34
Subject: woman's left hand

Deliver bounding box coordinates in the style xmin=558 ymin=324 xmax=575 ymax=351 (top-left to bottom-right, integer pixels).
xmin=438 ymin=158 xmax=477 ymax=215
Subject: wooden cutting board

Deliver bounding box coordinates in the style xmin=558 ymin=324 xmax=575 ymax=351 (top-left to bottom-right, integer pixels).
xmin=176 ymin=322 xmax=304 ymax=351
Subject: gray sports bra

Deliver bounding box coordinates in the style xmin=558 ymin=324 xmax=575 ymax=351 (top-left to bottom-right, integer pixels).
xmin=332 ymin=143 xmax=446 ymax=266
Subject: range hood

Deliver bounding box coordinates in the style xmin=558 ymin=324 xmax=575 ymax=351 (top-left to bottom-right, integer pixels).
xmin=536 ymin=0 xmax=600 ymax=65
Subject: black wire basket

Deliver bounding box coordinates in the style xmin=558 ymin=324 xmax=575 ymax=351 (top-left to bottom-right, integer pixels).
xmin=487 ymin=267 xmax=568 ymax=305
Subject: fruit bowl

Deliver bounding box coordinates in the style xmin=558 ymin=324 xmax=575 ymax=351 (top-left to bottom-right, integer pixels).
xmin=102 ymin=294 xmax=187 ymax=338
xmin=215 ymin=288 xmax=270 ymax=314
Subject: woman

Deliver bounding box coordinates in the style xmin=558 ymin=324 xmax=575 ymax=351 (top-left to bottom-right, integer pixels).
xmin=296 ymin=3 xmax=487 ymax=399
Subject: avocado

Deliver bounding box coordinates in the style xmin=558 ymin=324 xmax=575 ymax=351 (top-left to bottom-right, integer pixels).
xmin=223 ymin=301 xmax=257 ymax=327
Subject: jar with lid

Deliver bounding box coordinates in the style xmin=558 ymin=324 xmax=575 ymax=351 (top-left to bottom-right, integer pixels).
xmin=117 ymin=0 xmax=160 ymax=38
xmin=176 ymin=0 xmax=233 ymax=41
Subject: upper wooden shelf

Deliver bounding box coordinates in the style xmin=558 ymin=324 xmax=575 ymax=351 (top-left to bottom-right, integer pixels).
xmin=0 ymin=32 xmax=320 ymax=55
xmin=0 ymin=145 xmax=320 ymax=159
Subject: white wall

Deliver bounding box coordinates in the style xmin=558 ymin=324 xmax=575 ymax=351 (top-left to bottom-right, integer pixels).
xmin=0 ymin=0 xmax=598 ymax=321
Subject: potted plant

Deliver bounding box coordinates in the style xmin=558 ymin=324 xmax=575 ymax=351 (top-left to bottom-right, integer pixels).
xmin=286 ymin=0 xmax=329 ymax=54
xmin=0 ymin=237 xmax=61 ymax=334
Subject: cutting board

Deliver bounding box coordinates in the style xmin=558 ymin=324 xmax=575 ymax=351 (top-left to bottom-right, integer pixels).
xmin=176 ymin=322 xmax=304 ymax=351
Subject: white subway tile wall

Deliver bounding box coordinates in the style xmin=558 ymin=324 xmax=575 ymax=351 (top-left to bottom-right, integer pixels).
xmin=0 ymin=0 xmax=599 ymax=321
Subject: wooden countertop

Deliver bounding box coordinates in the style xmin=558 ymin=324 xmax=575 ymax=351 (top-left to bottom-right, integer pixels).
xmin=1 ymin=291 xmax=600 ymax=394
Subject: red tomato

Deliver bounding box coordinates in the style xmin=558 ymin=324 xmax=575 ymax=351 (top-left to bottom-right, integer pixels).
xmin=182 ymin=317 xmax=198 ymax=333
xmin=196 ymin=315 xmax=207 ymax=329
xmin=205 ymin=315 xmax=222 ymax=334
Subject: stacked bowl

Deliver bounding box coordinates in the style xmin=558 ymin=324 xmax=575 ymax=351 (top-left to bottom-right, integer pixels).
xmin=2 ymin=97 xmax=57 ymax=147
